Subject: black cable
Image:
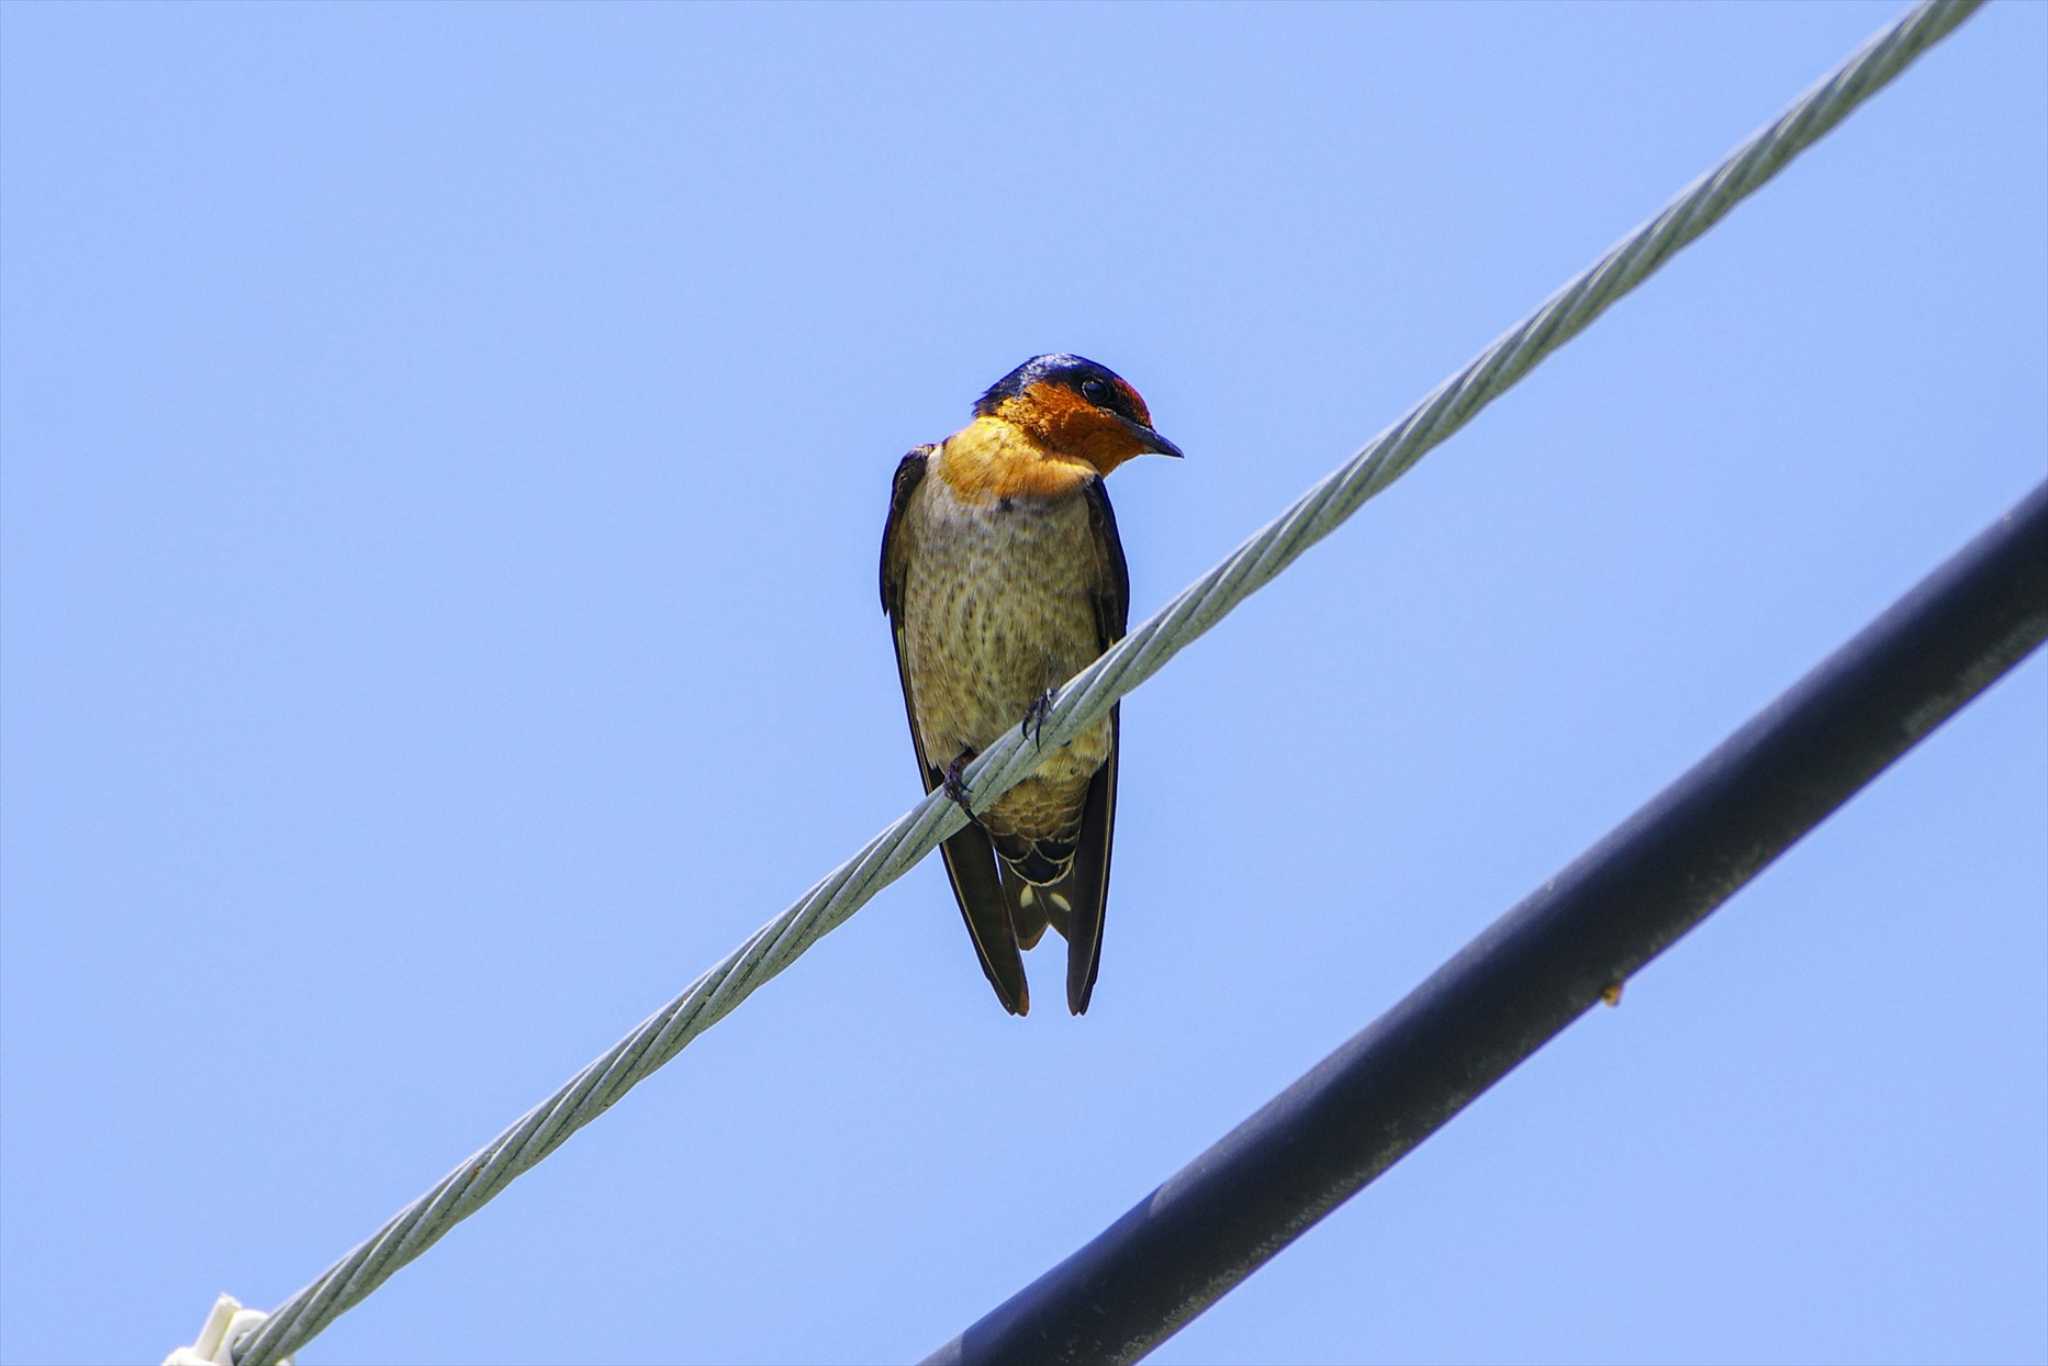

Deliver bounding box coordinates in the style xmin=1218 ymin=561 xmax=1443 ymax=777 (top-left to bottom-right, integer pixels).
xmin=925 ymin=480 xmax=2048 ymax=1366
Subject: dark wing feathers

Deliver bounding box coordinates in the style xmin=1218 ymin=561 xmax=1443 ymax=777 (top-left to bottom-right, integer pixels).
xmin=1058 ymin=476 xmax=1129 ymax=1014
xmin=879 ymin=448 xmax=929 ymax=616
xmin=880 ymin=446 xmax=1030 ymax=1016
xmin=1085 ymin=476 xmax=1132 ymax=640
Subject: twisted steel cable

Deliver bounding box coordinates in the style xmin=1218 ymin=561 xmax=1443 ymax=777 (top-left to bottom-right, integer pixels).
xmin=233 ymin=3 xmax=1985 ymax=1359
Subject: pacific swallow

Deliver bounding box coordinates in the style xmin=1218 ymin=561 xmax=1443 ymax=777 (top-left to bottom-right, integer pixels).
xmin=879 ymin=354 xmax=1183 ymax=1015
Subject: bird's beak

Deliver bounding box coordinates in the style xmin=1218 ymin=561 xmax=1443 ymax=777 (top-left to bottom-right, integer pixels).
xmin=1117 ymin=414 xmax=1185 ymax=459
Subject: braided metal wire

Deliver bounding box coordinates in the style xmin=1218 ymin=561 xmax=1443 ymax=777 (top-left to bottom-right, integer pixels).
xmin=233 ymin=3 xmax=1984 ymax=1359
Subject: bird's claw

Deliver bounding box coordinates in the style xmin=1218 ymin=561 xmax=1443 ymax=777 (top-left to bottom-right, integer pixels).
xmin=942 ymin=753 xmax=977 ymax=821
xmin=1024 ymin=689 xmax=1055 ymax=749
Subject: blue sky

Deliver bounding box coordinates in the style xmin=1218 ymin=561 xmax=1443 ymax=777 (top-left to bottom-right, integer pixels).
xmin=3 ymin=3 xmax=2043 ymax=1364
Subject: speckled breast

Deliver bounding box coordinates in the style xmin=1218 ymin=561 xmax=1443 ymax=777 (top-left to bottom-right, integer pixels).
xmin=901 ymin=473 xmax=1113 ymax=839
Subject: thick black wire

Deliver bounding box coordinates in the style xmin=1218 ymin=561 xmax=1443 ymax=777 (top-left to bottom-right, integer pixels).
xmin=924 ymin=480 xmax=2048 ymax=1366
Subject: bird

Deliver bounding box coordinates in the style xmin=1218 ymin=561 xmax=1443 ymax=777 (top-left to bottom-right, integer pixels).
xmin=879 ymin=354 xmax=1182 ymax=1016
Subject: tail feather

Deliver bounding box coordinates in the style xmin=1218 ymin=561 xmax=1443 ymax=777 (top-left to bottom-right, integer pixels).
xmin=1010 ymin=879 xmax=1051 ymax=951
xmin=992 ymin=829 xmax=1078 ymax=954
xmin=936 ymin=820 xmax=1029 ymax=1016
xmin=985 ymin=711 xmax=1118 ymax=1015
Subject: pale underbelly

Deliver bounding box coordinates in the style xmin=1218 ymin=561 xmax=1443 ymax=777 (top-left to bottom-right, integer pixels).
xmin=901 ymin=512 xmax=1112 ymax=838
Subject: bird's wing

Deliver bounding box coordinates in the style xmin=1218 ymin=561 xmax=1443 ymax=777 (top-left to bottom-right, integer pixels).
xmin=1062 ymin=476 xmax=1130 ymax=1015
xmin=881 ymin=446 xmax=1030 ymax=1015
xmin=879 ymin=447 xmax=930 ymax=615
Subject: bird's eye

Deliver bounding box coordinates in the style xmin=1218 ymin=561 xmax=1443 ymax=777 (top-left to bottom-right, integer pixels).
xmin=1080 ymin=378 xmax=1109 ymax=405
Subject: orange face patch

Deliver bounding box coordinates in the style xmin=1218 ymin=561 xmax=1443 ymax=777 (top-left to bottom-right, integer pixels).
xmin=1002 ymin=383 xmax=1153 ymax=475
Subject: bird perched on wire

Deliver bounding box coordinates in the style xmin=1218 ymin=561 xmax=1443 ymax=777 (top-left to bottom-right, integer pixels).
xmin=879 ymin=354 xmax=1183 ymax=1016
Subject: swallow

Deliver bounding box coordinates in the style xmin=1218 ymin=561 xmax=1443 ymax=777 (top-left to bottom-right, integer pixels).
xmin=879 ymin=354 xmax=1183 ymax=1015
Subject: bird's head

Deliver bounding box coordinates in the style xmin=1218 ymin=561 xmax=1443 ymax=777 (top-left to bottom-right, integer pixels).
xmin=973 ymin=354 xmax=1184 ymax=474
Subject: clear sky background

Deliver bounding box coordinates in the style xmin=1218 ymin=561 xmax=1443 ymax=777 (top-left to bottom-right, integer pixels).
xmin=3 ymin=4 xmax=2044 ymax=1365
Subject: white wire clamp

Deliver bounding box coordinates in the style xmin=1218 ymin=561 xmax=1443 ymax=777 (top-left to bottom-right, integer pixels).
xmin=165 ymin=1295 xmax=293 ymax=1366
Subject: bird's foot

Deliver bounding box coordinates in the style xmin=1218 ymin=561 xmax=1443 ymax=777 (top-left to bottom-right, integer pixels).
xmin=942 ymin=752 xmax=977 ymax=821
xmin=1023 ymin=689 xmax=1055 ymax=749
